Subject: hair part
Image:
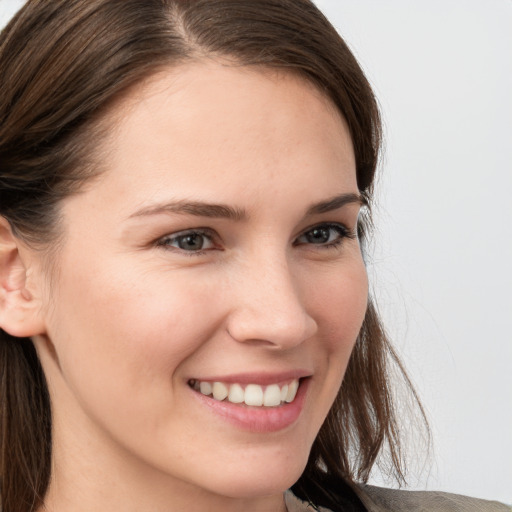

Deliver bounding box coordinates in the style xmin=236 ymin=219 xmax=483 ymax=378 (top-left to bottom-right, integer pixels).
xmin=0 ymin=1 xmax=427 ymax=511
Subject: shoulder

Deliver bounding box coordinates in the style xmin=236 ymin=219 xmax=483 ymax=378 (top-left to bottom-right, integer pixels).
xmin=284 ymin=486 xmax=511 ymax=512
xmin=353 ymin=484 xmax=511 ymax=512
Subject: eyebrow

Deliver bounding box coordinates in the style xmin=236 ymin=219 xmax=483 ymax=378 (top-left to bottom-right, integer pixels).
xmin=129 ymin=192 xmax=364 ymax=221
xmin=306 ymin=192 xmax=366 ymax=215
xmin=129 ymin=200 xmax=247 ymax=221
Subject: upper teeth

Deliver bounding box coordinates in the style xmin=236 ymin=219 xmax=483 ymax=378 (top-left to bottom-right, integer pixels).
xmin=191 ymin=379 xmax=299 ymax=407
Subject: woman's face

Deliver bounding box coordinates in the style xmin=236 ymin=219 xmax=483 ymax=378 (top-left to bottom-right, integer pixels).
xmin=35 ymin=63 xmax=368 ymax=502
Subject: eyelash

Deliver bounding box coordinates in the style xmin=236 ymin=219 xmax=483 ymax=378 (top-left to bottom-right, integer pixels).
xmin=155 ymin=223 xmax=356 ymax=256
xmin=156 ymin=227 xmax=218 ymax=256
xmin=293 ymin=223 xmax=356 ymax=249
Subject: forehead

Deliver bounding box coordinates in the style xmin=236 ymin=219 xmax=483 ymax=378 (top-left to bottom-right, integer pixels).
xmin=72 ymin=62 xmax=357 ymax=218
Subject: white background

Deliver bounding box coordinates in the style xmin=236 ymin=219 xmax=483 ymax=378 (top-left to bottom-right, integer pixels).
xmin=1 ymin=0 xmax=511 ymax=504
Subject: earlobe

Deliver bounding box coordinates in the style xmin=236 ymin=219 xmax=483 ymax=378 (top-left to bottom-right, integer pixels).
xmin=0 ymin=217 xmax=46 ymax=338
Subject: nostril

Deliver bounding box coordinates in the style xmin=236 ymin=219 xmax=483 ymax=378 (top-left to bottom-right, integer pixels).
xmin=225 ymin=303 xmax=317 ymax=349
xmin=227 ymin=330 xmax=279 ymax=347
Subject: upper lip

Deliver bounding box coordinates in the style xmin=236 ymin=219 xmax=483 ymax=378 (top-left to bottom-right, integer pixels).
xmin=188 ymin=369 xmax=312 ymax=386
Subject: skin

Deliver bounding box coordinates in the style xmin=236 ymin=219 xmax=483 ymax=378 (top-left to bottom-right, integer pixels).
xmin=1 ymin=63 xmax=368 ymax=512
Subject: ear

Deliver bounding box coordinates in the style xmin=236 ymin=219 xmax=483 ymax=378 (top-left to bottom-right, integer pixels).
xmin=0 ymin=217 xmax=46 ymax=338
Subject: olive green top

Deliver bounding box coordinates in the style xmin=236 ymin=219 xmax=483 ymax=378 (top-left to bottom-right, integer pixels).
xmin=285 ymin=485 xmax=511 ymax=512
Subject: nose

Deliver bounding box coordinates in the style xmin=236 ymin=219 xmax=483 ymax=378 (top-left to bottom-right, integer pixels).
xmin=225 ymin=255 xmax=318 ymax=349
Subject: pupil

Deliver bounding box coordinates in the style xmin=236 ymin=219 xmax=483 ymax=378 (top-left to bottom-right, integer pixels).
xmin=308 ymin=227 xmax=329 ymax=244
xmin=179 ymin=234 xmax=203 ymax=250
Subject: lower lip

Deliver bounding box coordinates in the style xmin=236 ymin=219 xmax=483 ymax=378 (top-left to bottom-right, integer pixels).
xmin=190 ymin=379 xmax=309 ymax=433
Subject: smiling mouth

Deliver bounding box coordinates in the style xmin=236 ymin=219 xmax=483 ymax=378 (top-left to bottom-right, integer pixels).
xmin=187 ymin=379 xmax=300 ymax=407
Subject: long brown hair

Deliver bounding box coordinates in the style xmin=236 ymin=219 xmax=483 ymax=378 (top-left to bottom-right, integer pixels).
xmin=0 ymin=1 xmax=426 ymax=511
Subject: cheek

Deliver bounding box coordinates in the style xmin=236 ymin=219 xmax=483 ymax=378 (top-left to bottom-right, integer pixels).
xmin=306 ymin=257 xmax=368 ymax=355
xmin=47 ymin=256 xmax=222 ymax=399
xmin=303 ymin=256 xmax=368 ymax=415
xmin=44 ymin=257 xmax=229 ymax=467
xmin=287 ymin=257 xmax=368 ymax=448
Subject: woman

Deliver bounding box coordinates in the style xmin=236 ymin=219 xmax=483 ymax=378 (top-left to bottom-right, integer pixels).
xmin=0 ymin=1 xmax=508 ymax=511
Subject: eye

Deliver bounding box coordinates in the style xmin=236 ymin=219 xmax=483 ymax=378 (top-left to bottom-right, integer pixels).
xmin=294 ymin=223 xmax=354 ymax=248
xmin=156 ymin=229 xmax=216 ymax=253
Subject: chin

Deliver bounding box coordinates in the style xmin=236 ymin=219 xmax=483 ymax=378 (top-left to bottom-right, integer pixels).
xmin=191 ymin=451 xmax=309 ymax=499
xmin=211 ymin=472 xmax=303 ymax=500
